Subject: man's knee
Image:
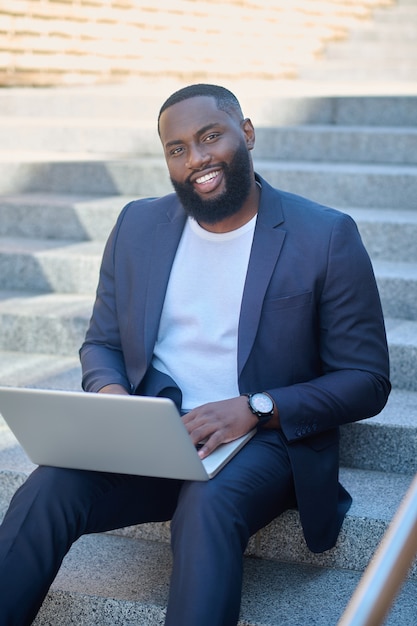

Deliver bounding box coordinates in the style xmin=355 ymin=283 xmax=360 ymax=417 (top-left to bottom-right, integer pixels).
xmin=21 ymin=466 xmax=89 ymax=503
xmin=172 ymin=478 xmax=247 ymax=540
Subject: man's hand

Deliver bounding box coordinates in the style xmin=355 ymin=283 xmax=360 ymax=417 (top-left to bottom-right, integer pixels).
xmin=98 ymin=384 xmax=130 ymax=395
xmin=182 ymin=396 xmax=258 ymax=459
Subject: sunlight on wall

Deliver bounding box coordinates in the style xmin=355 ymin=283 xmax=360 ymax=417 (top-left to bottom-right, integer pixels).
xmin=0 ymin=0 xmax=394 ymax=86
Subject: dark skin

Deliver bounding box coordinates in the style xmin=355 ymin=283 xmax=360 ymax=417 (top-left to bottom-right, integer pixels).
xmin=100 ymin=96 xmax=280 ymax=457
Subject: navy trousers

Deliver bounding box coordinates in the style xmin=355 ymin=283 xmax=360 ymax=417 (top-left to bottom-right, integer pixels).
xmin=0 ymin=429 xmax=296 ymax=626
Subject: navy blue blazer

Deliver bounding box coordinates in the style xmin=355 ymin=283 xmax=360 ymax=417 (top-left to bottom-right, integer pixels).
xmin=80 ymin=175 xmax=390 ymax=552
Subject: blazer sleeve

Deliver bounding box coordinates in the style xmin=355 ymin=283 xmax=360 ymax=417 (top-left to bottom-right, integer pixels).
xmin=79 ymin=203 xmax=134 ymax=394
xmin=270 ymin=212 xmax=391 ymax=443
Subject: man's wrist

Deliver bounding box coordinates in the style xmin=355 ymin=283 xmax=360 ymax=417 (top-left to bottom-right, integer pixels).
xmin=263 ymin=392 xmax=280 ymax=429
xmin=243 ymin=392 xmax=280 ymax=429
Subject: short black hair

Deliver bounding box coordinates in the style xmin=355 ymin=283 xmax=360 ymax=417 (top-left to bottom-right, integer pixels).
xmin=158 ymin=84 xmax=243 ymax=134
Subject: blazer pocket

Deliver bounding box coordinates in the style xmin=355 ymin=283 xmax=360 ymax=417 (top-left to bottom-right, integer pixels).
xmin=263 ymin=290 xmax=312 ymax=312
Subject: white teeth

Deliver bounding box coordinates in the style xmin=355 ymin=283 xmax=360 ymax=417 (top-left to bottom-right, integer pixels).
xmin=196 ymin=170 xmax=219 ymax=184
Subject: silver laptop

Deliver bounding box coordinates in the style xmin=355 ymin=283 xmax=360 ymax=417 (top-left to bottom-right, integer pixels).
xmin=0 ymin=386 xmax=255 ymax=481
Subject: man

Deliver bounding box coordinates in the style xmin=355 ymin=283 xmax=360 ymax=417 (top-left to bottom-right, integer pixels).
xmin=0 ymin=84 xmax=390 ymax=626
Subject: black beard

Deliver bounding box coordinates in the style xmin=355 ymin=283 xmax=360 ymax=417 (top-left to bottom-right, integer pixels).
xmin=170 ymin=141 xmax=253 ymax=225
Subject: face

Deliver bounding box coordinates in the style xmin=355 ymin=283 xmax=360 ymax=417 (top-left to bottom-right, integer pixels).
xmin=159 ymin=96 xmax=256 ymax=226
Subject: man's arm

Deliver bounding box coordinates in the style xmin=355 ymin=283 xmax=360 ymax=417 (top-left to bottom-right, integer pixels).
xmin=271 ymin=212 xmax=390 ymax=443
xmin=183 ymin=395 xmax=280 ymax=459
xmin=80 ymin=207 xmax=133 ymax=394
xmin=185 ymin=212 xmax=390 ymax=456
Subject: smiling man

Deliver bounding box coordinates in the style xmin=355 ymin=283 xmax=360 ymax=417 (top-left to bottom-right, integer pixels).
xmin=0 ymin=84 xmax=390 ymax=626
xmin=159 ymin=90 xmax=257 ymax=231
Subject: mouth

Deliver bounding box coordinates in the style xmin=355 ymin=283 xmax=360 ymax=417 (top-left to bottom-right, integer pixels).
xmin=195 ymin=170 xmax=220 ymax=184
xmin=192 ymin=169 xmax=223 ymax=194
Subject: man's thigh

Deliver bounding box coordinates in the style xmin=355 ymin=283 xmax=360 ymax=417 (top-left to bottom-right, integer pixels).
xmin=76 ymin=470 xmax=184 ymax=533
xmin=176 ymin=429 xmax=296 ymax=537
xmin=9 ymin=466 xmax=184 ymax=535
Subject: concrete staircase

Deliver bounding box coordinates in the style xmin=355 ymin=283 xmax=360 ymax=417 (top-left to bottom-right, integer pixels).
xmin=0 ymin=88 xmax=416 ymax=624
xmin=297 ymin=0 xmax=417 ymax=84
xmin=1 ymin=0 xmax=417 ymax=615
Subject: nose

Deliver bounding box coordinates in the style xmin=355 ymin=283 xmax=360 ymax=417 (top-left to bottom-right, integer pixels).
xmin=185 ymin=143 xmax=210 ymax=170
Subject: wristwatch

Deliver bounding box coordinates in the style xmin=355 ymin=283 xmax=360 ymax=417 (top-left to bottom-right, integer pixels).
xmin=245 ymin=392 xmax=274 ymax=427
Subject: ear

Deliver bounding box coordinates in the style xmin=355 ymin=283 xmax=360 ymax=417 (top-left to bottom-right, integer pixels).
xmin=241 ymin=118 xmax=256 ymax=151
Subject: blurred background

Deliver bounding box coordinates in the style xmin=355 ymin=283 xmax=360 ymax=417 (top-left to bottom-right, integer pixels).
xmin=0 ymin=0 xmax=415 ymax=94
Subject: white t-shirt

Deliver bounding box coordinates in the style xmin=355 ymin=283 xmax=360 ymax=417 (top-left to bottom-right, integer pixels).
xmin=152 ymin=215 xmax=256 ymax=411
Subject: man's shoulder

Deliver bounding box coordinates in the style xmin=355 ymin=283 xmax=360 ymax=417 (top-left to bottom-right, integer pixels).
xmin=259 ymin=174 xmax=345 ymax=220
xmin=106 ymin=192 xmax=185 ymax=251
xmin=112 ymin=192 xmax=183 ymax=230
xmin=122 ymin=192 xmax=179 ymax=218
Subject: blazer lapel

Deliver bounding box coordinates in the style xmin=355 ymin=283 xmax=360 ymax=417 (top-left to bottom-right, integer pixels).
xmin=135 ymin=178 xmax=286 ymax=383
xmin=238 ymin=177 xmax=286 ymax=378
xmin=143 ymin=198 xmax=186 ymax=363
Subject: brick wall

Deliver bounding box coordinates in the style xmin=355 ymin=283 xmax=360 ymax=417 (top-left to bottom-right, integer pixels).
xmin=0 ymin=0 xmax=393 ymax=86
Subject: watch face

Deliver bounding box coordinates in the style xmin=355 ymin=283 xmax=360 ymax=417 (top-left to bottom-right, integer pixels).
xmin=251 ymin=393 xmax=273 ymax=414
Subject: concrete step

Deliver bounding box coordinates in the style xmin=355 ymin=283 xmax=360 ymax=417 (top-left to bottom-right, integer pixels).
xmin=330 ymin=17 xmax=417 ymax=45
xmin=340 ymin=389 xmax=417 ymax=475
xmin=0 ymin=157 xmax=416 ymax=210
xmin=2 ymin=119 xmax=416 ymax=165
xmin=1 ymin=232 xmax=416 ymax=322
xmin=1 ymin=197 xmax=416 ymax=269
xmin=0 ymin=117 xmax=159 ymax=157
xmin=28 ymin=533 xmax=417 ymax=626
xmin=374 ymin=260 xmax=417 ymax=320
xmin=0 ymin=291 xmax=93 ymax=356
xmin=346 ymin=24 xmax=417 ymax=43
xmin=0 ymin=89 xmax=416 ymax=127
xmin=386 ymin=317 xmax=417 ymax=392
xmin=0 ymin=420 xmax=415 ymax=582
xmin=256 ymin=125 xmax=417 ymax=165
xmin=301 ymin=59 xmax=417 ymax=82
xmin=368 ymin=3 xmax=417 ymax=24
xmin=345 ymin=208 xmax=417 ymax=263
xmin=0 ymin=349 xmax=81 ymax=390
xmin=0 ymin=300 xmax=416 ymax=390
xmin=258 ymin=160 xmax=417 ymax=210
xmin=0 ymin=193 xmax=132 ymax=241
xmin=0 ymin=237 xmax=103 ymax=294
xmin=325 ymin=40 xmax=417 ymax=60
xmin=298 ymin=0 xmax=417 ymax=85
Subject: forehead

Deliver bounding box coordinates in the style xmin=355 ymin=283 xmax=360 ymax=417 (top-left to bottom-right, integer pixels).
xmin=159 ymin=95 xmax=238 ymax=145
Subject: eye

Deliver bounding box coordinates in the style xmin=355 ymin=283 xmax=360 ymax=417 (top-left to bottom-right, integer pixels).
xmin=169 ymin=146 xmax=184 ymax=157
xmin=204 ymin=132 xmax=220 ymax=142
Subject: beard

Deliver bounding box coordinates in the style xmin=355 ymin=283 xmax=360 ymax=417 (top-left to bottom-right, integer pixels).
xmin=170 ymin=140 xmax=253 ymax=225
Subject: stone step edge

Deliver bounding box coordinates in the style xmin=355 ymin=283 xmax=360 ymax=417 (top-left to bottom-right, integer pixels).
xmin=31 ymin=533 xmax=417 ymax=626
xmin=0 ymin=459 xmax=415 ymax=579
xmin=1 ymin=200 xmax=417 ymax=246
xmin=1 ymin=117 xmax=417 ymax=130
xmin=0 ymin=90 xmax=416 ymax=123
xmin=0 ymin=160 xmax=415 ymax=208
xmin=1 ymin=193 xmax=416 ymax=213
xmin=1 ymin=120 xmax=416 ymax=142
xmin=0 ymin=292 xmax=416 ymax=340
xmin=2 ymin=236 xmax=417 ymax=271
xmin=0 ymin=154 xmax=416 ymax=173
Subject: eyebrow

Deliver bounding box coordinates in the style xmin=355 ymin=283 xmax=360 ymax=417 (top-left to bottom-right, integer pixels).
xmin=164 ymin=122 xmax=222 ymax=149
